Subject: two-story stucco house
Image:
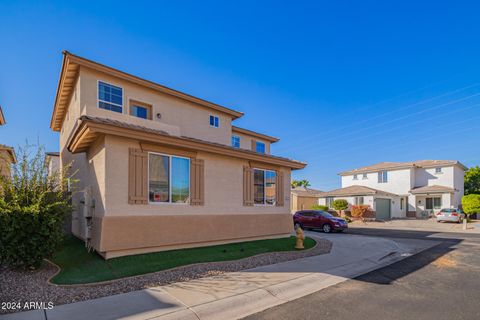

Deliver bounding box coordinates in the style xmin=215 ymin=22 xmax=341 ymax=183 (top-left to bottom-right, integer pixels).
xmin=319 ymin=160 xmax=466 ymax=220
xmin=50 ymin=51 xmax=306 ymax=259
xmin=0 ymin=106 xmax=17 ymax=179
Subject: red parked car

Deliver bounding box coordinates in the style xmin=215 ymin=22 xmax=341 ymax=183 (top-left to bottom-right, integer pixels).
xmin=293 ymin=210 xmax=348 ymax=233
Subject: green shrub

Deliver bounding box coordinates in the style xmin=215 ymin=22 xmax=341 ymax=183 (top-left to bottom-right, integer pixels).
xmin=0 ymin=144 xmax=72 ymax=269
xmin=462 ymin=194 xmax=480 ymax=217
xmin=311 ymin=204 xmax=329 ymax=211
xmin=332 ymin=199 xmax=349 ymax=211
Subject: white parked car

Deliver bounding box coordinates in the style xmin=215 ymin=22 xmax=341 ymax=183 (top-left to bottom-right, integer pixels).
xmin=436 ymin=208 xmax=465 ymax=223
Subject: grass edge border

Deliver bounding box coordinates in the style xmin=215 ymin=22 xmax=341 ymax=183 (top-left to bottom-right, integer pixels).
xmin=46 ymin=237 xmax=320 ymax=287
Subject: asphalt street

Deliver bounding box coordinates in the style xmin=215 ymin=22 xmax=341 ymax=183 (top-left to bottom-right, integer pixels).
xmin=243 ymin=227 xmax=480 ymax=320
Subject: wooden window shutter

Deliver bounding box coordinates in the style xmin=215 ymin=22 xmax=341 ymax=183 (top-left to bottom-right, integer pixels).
xmin=243 ymin=166 xmax=254 ymax=206
xmin=128 ymin=148 xmax=148 ymax=204
xmin=276 ymin=170 xmax=285 ymax=206
xmin=190 ymin=158 xmax=205 ymax=205
xmin=251 ymin=139 xmax=256 ymax=151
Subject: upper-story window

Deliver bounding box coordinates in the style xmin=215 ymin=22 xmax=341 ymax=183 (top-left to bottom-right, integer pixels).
xmin=98 ymin=81 xmax=123 ymax=113
xmin=209 ymin=115 xmax=219 ymax=128
xmin=378 ymin=170 xmax=388 ymax=183
xmin=435 ymin=167 xmax=442 ymax=174
xmin=353 ymin=174 xmax=358 ymax=180
xmin=231 ymin=135 xmax=240 ymax=148
xmin=129 ymin=100 xmax=152 ymax=120
xmin=362 ymin=173 xmax=368 ymax=179
xmin=256 ymin=141 xmax=266 ymax=154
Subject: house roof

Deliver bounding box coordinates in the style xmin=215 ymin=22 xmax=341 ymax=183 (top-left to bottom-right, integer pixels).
xmin=291 ymin=186 xmax=323 ymax=198
xmin=0 ymin=106 xmax=5 ymax=125
xmin=319 ymin=185 xmax=399 ymax=198
xmin=339 ymin=160 xmax=467 ymax=176
xmin=0 ymin=144 xmax=16 ymax=164
xmin=45 ymin=152 xmax=60 ymax=157
xmin=409 ymin=185 xmax=456 ymax=194
xmin=50 ymin=51 xmax=244 ymax=132
xmin=67 ymin=116 xmax=307 ymax=170
xmin=232 ymin=126 xmax=280 ymax=143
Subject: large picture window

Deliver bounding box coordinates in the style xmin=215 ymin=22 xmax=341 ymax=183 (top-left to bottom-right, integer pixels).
xmin=149 ymin=153 xmax=190 ymax=203
xmin=254 ymin=169 xmax=276 ymax=205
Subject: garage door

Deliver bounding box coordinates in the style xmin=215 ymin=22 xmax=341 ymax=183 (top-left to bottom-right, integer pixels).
xmin=376 ymin=198 xmax=391 ymax=220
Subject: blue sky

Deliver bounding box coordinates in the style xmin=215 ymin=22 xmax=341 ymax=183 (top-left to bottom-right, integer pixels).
xmin=1 ymin=1 xmax=480 ymax=190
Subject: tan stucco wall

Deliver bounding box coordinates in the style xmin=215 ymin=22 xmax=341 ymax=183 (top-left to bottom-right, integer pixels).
xmin=232 ymin=131 xmax=271 ymax=154
xmin=79 ymin=67 xmax=233 ymax=145
xmin=103 ymin=135 xmax=290 ymax=216
xmin=95 ymin=213 xmax=292 ymax=258
xmin=291 ymin=194 xmax=319 ymax=213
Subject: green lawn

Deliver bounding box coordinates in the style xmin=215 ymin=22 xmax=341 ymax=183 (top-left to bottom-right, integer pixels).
xmin=50 ymin=236 xmax=316 ymax=284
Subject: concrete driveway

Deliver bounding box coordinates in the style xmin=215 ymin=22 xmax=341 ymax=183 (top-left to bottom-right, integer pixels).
xmin=349 ymin=218 xmax=480 ymax=233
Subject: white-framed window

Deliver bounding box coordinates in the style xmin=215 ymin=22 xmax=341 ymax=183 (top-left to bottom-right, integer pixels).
xmin=378 ymin=171 xmax=388 ymax=183
xmin=362 ymin=173 xmax=368 ymax=179
xmin=435 ymin=167 xmax=442 ymax=174
xmin=231 ymin=135 xmax=240 ymax=148
xmin=354 ymin=196 xmax=364 ymax=205
xmin=148 ymin=152 xmax=190 ymax=204
xmin=253 ymin=168 xmax=276 ymax=205
xmin=353 ymin=174 xmax=358 ymax=180
xmin=426 ymin=197 xmax=442 ymax=210
xmin=98 ymin=81 xmax=123 ymax=113
xmin=209 ymin=115 xmax=219 ymax=128
xmin=400 ymin=198 xmax=404 ymax=210
xmin=326 ymin=197 xmax=334 ymax=208
xmin=255 ymin=141 xmax=266 ymax=154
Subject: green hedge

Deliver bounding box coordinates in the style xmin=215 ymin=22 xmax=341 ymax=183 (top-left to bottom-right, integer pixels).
xmin=0 ymin=200 xmax=69 ymax=268
xmin=0 ymin=144 xmax=72 ymax=269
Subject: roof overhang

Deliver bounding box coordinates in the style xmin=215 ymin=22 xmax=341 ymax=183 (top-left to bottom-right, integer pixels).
xmin=0 ymin=145 xmax=16 ymax=164
xmin=67 ymin=117 xmax=306 ymax=170
xmin=0 ymin=106 xmax=5 ymax=125
xmin=50 ymin=51 xmax=244 ymax=132
xmin=232 ymin=126 xmax=280 ymax=143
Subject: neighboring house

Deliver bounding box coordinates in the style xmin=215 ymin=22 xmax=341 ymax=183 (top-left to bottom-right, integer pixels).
xmin=319 ymin=160 xmax=466 ymax=219
xmin=291 ymin=186 xmax=323 ymax=212
xmin=50 ymin=51 xmax=306 ymax=259
xmin=0 ymin=106 xmax=16 ymax=179
xmin=45 ymin=152 xmax=60 ymax=176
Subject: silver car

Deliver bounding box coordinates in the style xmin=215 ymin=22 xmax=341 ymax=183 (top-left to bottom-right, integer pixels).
xmin=436 ymin=208 xmax=465 ymax=223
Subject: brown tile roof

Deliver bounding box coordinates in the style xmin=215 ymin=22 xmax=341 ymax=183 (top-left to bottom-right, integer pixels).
xmin=339 ymin=160 xmax=467 ymax=176
xmin=319 ymin=185 xmax=399 ymax=198
xmin=409 ymin=185 xmax=456 ymax=194
xmin=232 ymin=126 xmax=280 ymax=143
xmin=291 ymin=187 xmax=323 ymax=197
xmin=0 ymin=144 xmax=16 ymax=163
xmin=70 ymin=116 xmax=306 ymax=169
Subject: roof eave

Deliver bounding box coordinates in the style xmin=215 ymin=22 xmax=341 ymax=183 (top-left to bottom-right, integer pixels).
xmin=67 ymin=118 xmax=306 ymax=170
xmin=232 ymin=126 xmax=280 ymax=143
xmin=0 ymin=106 xmax=5 ymax=125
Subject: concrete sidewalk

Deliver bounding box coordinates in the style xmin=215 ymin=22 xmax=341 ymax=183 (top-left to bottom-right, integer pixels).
xmin=1 ymin=233 xmax=439 ymax=320
xmin=350 ymin=219 xmax=480 ymax=234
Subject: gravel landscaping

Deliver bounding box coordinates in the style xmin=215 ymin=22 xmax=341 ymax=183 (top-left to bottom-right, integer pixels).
xmin=0 ymin=237 xmax=331 ymax=314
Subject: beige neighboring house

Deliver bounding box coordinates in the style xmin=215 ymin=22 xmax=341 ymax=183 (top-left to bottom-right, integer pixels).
xmin=319 ymin=160 xmax=466 ymax=220
xmin=291 ymin=187 xmax=323 ymax=213
xmin=50 ymin=51 xmax=306 ymax=259
xmin=45 ymin=152 xmax=60 ymax=182
xmin=0 ymin=106 xmax=16 ymax=179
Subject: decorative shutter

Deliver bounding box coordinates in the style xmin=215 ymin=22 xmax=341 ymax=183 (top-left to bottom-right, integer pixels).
xmin=190 ymin=158 xmax=205 ymax=206
xmin=128 ymin=148 xmax=148 ymax=204
xmin=243 ymin=166 xmax=254 ymax=206
xmin=276 ymin=170 xmax=285 ymax=206
xmin=251 ymin=139 xmax=256 ymax=151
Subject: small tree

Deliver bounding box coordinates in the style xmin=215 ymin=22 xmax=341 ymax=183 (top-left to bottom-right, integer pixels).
xmin=0 ymin=143 xmax=73 ymax=269
xmin=462 ymin=194 xmax=480 ymax=219
xmin=332 ymin=199 xmax=349 ymax=215
xmin=465 ymin=166 xmax=480 ymax=195
xmin=351 ymin=205 xmax=374 ymax=221
xmin=291 ymin=179 xmax=311 ymax=188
